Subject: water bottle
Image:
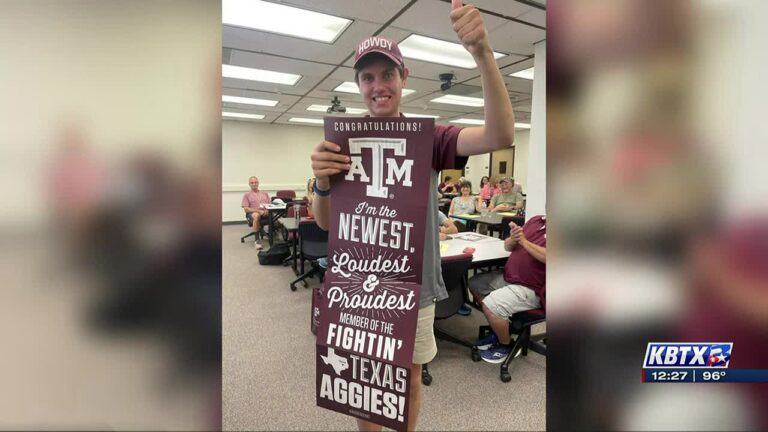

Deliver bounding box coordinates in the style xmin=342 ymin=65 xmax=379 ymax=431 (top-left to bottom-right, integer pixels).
xmin=479 ymin=200 xmax=487 ymax=216
xmin=294 ymin=202 xmax=301 ymax=223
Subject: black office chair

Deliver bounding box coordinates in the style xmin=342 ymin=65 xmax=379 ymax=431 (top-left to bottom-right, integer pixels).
xmin=422 ymin=253 xmax=474 ymax=386
xmin=240 ymin=211 xmax=269 ymax=243
xmin=471 ymin=308 xmax=546 ymax=382
xmin=289 ymin=221 xmax=328 ymax=291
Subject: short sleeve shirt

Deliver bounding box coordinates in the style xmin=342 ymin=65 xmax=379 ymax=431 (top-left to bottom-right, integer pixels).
xmin=490 ymin=191 xmax=523 ymax=208
xmin=503 ymin=215 xmax=546 ymax=308
xmin=241 ymin=190 xmax=270 ymax=210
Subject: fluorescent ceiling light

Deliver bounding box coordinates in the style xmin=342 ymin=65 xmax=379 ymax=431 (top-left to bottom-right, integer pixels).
xmin=450 ymin=118 xmax=484 ymax=125
xmin=403 ymin=113 xmax=440 ymax=119
xmin=333 ymin=81 xmax=415 ymax=97
xmin=430 ymin=94 xmax=484 ymax=107
xmin=222 ymin=95 xmax=278 ymax=107
xmin=223 ymin=0 xmax=352 ymax=43
xmin=509 ymin=67 xmax=534 ymax=80
xmin=515 ymin=123 xmax=531 ymax=129
xmin=399 ymin=34 xmax=505 ymax=69
xmin=307 ymin=104 xmax=367 ymax=114
xmin=222 ymin=64 xmax=301 ymax=85
xmin=289 ymin=117 xmax=324 ymax=125
xmin=223 ymin=112 xmax=265 ymax=120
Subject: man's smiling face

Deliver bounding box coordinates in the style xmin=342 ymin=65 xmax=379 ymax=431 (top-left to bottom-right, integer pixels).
xmin=356 ymin=57 xmax=408 ymax=118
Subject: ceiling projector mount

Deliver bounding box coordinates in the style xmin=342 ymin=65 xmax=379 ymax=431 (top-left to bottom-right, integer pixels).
xmin=326 ymin=96 xmax=347 ymax=113
xmin=439 ymin=72 xmax=455 ymax=91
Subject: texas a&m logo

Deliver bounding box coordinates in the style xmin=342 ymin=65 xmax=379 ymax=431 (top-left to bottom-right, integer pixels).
xmin=344 ymin=138 xmax=413 ymax=198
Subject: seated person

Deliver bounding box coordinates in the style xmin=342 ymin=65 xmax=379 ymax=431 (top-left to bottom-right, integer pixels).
xmin=438 ymin=175 xmax=457 ymax=194
xmin=438 ymin=211 xmax=458 ymax=241
xmin=305 ymin=177 xmax=316 ymax=218
xmin=448 ymin=180 xmax=477 ymax=231
xmin=510 ymin=177 xmax=523 ymax=195
xmin=478 ymin=175 xmax=491 ymax=198
xmin=488 ymin=177 xmax=524 ymax=213
xmin=468 ymin=215 xmax=546 ymax=363
xmin=241 ymin=176 xmax=271 ymax=250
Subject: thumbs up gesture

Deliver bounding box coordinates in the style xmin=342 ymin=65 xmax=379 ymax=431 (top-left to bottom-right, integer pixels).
xmin=450 ymin=0 xmax=491 ymax=58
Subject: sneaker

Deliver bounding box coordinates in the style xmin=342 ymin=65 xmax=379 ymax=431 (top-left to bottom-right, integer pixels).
xmin=473 ymin=332 xmax=498 ymax=350
xmin=480 ymin=344 xmax=512 ymax=363
xmin=255 ymin=242 xmax=263 ymax=251
xmin=457 ymin=304 xmax=472 ymax=316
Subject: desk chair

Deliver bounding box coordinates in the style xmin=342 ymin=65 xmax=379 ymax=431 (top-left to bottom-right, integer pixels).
xmin=283 ymin=203 xmax=310 ymax=269
xmin=422 ymin=253 xmax=474 ymax=386
xmin=275 ymin=190 xmax=296 ymax=202
xmin=240 ymin=211 xmax=269 ymax=243
xmin=289 ymin=221 xmax=328 ymax=291
xmin=471 ymin=308 xmax=546 ymax=382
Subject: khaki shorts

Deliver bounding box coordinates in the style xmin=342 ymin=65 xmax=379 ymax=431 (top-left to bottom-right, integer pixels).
xmin=412 ymin=304 xmax=437 ymax=365
xmin=484 ymin=284 xmax=541 ymax=320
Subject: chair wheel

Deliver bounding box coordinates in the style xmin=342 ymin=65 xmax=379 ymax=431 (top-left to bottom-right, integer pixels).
xmin=471 ymin=350 xmax=481 ymax=362
xmin=302 ymin=280 xmax=308 ymax=288
xmin=500 ymin=372 xmax=511 ymax=383
xmin=241 ymin=238 xmax=245 ymax=243
xmin=290 ymin=284 xmax=297 ymax=291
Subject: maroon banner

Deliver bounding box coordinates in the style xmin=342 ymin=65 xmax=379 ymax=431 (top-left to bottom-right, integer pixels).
xmin=316 ymin=117 xmax=434 ymax=430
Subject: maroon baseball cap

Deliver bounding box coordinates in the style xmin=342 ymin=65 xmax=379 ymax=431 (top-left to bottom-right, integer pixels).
xmin=353 ymin=36 xmax=404 ymax=69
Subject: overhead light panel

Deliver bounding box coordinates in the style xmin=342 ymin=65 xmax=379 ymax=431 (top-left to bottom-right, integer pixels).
xmin=515 ymin=123 xmax=531 ymax=129
xmin=222 ymin=95 xmax=278 ymax=107
xmin=333 ymin=81 xmax=415 ymax=97
xmin=509 ymin=67 xmax=534 ymax=80
xmin=399 ymin=34 xmax=505 ymax=69
xmin=289 ymin=117 xmax=324 ymax=125
xmin=449 ymin=118 xmax=485 ymax=125
xmin=430 ymin=94 xmax=484 ymax=107
xmin=223 ymin=0 xmax=352 ymax=43
xmin=222 ymin=64 xmax=301 ymax=85
xmin=223 ymin=112 xmax=265 ymax=120
xmin=307 ymin=104 xmax=367 ymax=114
xmin=403 ymin=113 xmax=440 ymax=119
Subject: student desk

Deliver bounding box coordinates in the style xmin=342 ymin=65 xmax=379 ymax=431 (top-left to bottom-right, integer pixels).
xmin=440 ymin=232 xmax=510 ymax=267
xmin=263 ymin=203 xmax=287 ymax=246
xmin=451 ymin=213 xmax=525 ymax=238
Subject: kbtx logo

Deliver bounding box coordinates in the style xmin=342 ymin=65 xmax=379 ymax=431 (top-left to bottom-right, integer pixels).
xmin=643 ymin=342 xmax=733 ymax=368
xmin=345 ymin=138 xmax=413 ymax=198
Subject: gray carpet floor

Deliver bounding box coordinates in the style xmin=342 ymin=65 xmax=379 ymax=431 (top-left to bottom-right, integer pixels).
xmin=223 ymin=225 xmax=545 ymax=431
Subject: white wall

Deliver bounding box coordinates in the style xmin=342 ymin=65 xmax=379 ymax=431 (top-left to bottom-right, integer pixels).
xmin=223 ymin=120 xmax=322 ymax=222
xmin=513 ymin=130 xmax=530 ymax=192
xmin=526 ymin=41 xmax=546 ymax=219
xmin=223 ymin=120 xmax=532 ymax=221
xmin=464 ymin=153 xmax=489 ymax=193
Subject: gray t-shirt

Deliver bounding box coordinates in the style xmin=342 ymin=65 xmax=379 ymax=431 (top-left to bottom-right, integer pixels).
xmin=418 ymin=124 xmax=467 ymax=308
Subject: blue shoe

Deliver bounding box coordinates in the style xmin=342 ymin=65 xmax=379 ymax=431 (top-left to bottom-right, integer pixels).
xmin=457 ymin=304 xmax=472 ymax=316
xmin=473 ymin=332 xmax=498 ymax=350
xmin=480 ymin=344 xmax=512 ymax=363
xmin=318 ymin=257 xmax=328 ymax=269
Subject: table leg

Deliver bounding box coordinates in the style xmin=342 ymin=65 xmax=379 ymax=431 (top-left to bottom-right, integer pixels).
xmin=291 ymin=230 xmax=298 ymax=275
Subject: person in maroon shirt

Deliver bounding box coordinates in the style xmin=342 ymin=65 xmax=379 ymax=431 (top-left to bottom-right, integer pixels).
xmin=469 ymin=215 xmax=546 ymax=363
xmin=311 ymin=0 xmax=516 ymax=430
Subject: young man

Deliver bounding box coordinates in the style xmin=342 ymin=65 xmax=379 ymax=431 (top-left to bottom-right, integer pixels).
xmin=241 ymin=176 xmax=270 ymax=250
xmin=469 ymin=216 xmax=546 ymax=363
xmin=310 ymin=1 xmax=515 ymax=429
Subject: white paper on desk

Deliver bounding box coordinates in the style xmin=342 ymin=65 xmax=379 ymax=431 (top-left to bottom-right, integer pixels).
xmin=454 ymin=232 xmax=488 ymax=241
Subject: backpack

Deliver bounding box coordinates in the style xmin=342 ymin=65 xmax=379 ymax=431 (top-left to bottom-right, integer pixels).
xmin=257 ymin=242 xmax=290 ymax=265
